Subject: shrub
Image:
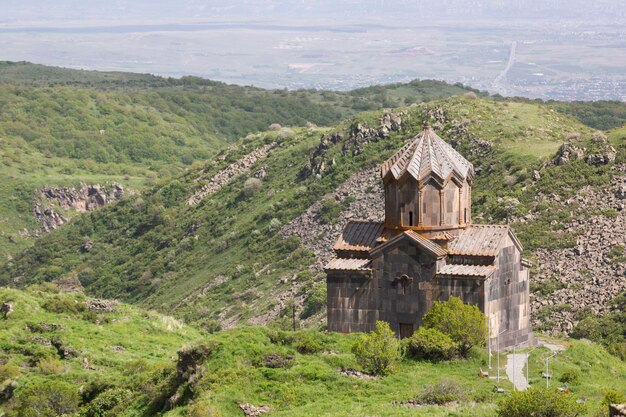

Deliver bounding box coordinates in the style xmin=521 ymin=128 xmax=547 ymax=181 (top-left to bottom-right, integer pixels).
xmin=37 ymin=357 xmax=65 ymax=375
xmin=187 ymin=399 xmax=222 ymax=417
xmin=558 ymin=369 xmax=581 ymax=385
xmin=422 ymin=296 xmax=487 ymax=356
xmin=11 ymin=380 xmax=80 ymax=417
xmin=417 ymin=378 xmax=466 ymax=405
xmin=300 ymin=282 xmax=326 ymax=319
xmin=292 ymin=332 xmax=327 ymax=354
xmin=602 ymin=389 xmax=626 ymax=408
xmin=404 ymin=327 xmax=457 ymax=361
xmin=607 ymin=342 xmax=626 ymax=361
xmin=42 ymin=296 xmax=86 ymax=314
xmin=243 ymin=178 xmax=262 ymax=197
xmin=0 ymin=363 xmax=20 ymax=382
xmin=268 ymin=218 xmax=282 ymax=233
xmin=318 ymin=198 xmax=343 ymax=224
xmin=496 ymin=387 xmax=586 ymax=417
xmin=79 ymin=388 xmax=132 ymax=417
xmin=352 ymin=321 xmax=402 ymax=376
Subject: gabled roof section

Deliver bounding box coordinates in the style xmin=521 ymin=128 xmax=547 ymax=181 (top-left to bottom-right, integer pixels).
xmin=436 ymin=264 xmax=496 ymax=279
xmin=447 ymin=225 xmax=523 ymax=257
xmin=334 ymin=221 xmax=385 ymax=252
xmin=370 ymin=230 xmax=447 ymax=258
xmin=325 ymin=258 xmax=372 ymax=272
xmin=381 ymin=124 xmax=474 ymax=185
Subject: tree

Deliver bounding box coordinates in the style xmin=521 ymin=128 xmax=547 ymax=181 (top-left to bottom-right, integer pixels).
xmin=352 ymin=321 xmax=402 ymax=376
xmin=497 ymin=387 xmax=586 ymax=417
xmin=422 ymin=296 xmax=486 ymax=356
xmin=11 ymin=380 xmax=79 ymax=417
xmin=243 ymin=178 xmax=262 ymax=197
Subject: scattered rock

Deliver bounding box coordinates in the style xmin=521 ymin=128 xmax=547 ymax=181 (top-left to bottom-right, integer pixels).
xmin=26 ymin=322 xmax=64 ymax=333
xmin=263 ymin=353 xmax=294 ymax=369
xmin=532 ymin=170 xmax=541 ymax=182
xmin=339 ymin=369 xmax=376 ymax=381
xmin=109 ymin=345 xmax=126 ymax=352
xmin=88 ymin=299 xmax=118 ymax=312
xmin=187 ymin=143 xmax=276 ymax=205
xmin=54 ymin=274 xmax=84 ymax=293
xmin=1 ymin=302 xmax=13 ymax=319
xmin=51 ymin=337 xmax=79 ymax=359
xmin=555 ymin=143 xmax=585 ymax=165
xmin=239 ymin=403 xmax=270 ymax=417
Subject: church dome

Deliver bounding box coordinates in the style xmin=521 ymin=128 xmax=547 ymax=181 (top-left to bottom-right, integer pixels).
xmin=381 ymin=124 xmax=474 ymax=186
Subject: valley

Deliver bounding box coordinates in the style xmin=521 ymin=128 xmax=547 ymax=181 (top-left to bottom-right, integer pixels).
xmin=0 ymin=62 xmax=625 ymax=416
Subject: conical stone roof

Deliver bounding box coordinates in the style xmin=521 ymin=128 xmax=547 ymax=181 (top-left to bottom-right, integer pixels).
xmin=381 ymin=124 xmax=474 ymax=185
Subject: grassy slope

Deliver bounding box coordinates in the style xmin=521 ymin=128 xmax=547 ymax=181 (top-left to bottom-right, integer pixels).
xmin=3 ymin=97 xmax=620 ymax=329
xmin=0 ymin=287 xmax=624 ymax=417
xmin=0 ymin=62 xmax=477 ymax=260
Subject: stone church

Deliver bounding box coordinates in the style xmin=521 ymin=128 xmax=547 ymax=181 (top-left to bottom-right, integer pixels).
xmin=325 ymin=124 xmax=532 ymax=348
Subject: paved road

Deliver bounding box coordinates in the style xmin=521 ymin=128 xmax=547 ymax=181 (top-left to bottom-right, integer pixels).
xmin=506 ymin=353 xmax=528 ymax=391
xmin=492 ymin=40 xmax=517 ymax=96
xmin=505 ymin=339 xmax=566 ymax=391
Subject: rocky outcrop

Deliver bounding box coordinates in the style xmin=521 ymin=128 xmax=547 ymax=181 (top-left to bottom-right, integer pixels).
xmin=239 ymin=403 xmax=270 ymax=417
xmin=282 ymin=167 xmax=384 ymax=271
xmin=299 ymin=111 xmax=406 ymax=179
xmin=187 ymin=142 xmax=276 ymax=205
xmin=554 ymin=141 xmax=616 ymax=166
xmin=34 ymin=183 xmax=125 ymax=233
xmin=531 ymin=174 xmax=626 ymax=335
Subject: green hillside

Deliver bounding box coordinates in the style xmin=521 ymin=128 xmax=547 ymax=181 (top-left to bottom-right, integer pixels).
xmin=0 ymin=285 xmax=623 ymax=417
xmin=0 ymin=62 xmax=482 ymax=260
xmin=3 ymin=97 xmax=622 ymax=328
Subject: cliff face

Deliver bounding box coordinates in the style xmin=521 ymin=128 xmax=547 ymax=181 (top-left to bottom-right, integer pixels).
xmin=33 ymin=183 xmax=125 ymax=233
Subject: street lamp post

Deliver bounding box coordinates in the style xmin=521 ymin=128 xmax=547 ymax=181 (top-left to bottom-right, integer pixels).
xmin=525 ymin=345 xmax=541 ymax=389
xmin=488 ymin=318 xmax=492 ymax=369
xmin=545 ymin=352 xmax=559 ymax=388
xmin=496 ymin=329 xmax=507 ymax=383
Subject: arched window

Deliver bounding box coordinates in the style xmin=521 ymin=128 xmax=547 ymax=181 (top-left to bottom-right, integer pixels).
xmin=409 ymin=211 xmax=414 ymax=226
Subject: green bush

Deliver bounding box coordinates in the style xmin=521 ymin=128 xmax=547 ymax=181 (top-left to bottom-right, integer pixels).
xmin=42 ymin=296 xmax=86 ymax=314
xmin=558 ymin=369 xmax=581 ymax=385
xmin=36 ymin=357 xmax=65 ymax=375
xmin=187 ymin=399 xmax=222 ymax=417
xmin=496 ymin=387 xmax=586 ymax=417
xmin=607 ymin=342 xmax=626 ymax=361
xmin=79 ymin=388 xmax=132 ymax=417
xmin=300 ymin=282 xmax=326 ymax=319
xmin=602 ymin=389 xmax=626 ymax=408
xmin=417 ymin=378 xmax=466 ymax=405
xmin=404 ymin=327 xmax=458 ymax=361
xmin=422 ymin=296 xmax=487 ymax=356
xmin=318 ymin=198 xmax=343 ymax=224
xmin=352 ymin=321 xmax=402 ymax=376
xmin=0 ymin=363 xmax=20 ymax=382
xmin=10 ymin=380 xmax=80 ymax=417
xmin=292 ymin=332 xmax=327 ymax=354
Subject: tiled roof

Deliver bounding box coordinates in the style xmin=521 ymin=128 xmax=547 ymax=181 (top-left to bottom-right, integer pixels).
xmin=429 ymin=231 xmax=455 ymax=241
xmin=447 ymin=225 xmax=521 ymax=257
xmin=371 ymin=230 xmax=447 ymax=258
xmin=334 ymin=221 xmax=385 ymax=252
xmin=436 ymin=264 xmax=496 ymax=279
xmin=381 ymin=125 xmax=474 ymax=184
xmin=325 ymin=258 xmax=372 ymax=271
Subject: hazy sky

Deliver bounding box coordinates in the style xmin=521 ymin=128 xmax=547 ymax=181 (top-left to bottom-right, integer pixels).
xmin=1 ymin=0 xmax=624 ymax=24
